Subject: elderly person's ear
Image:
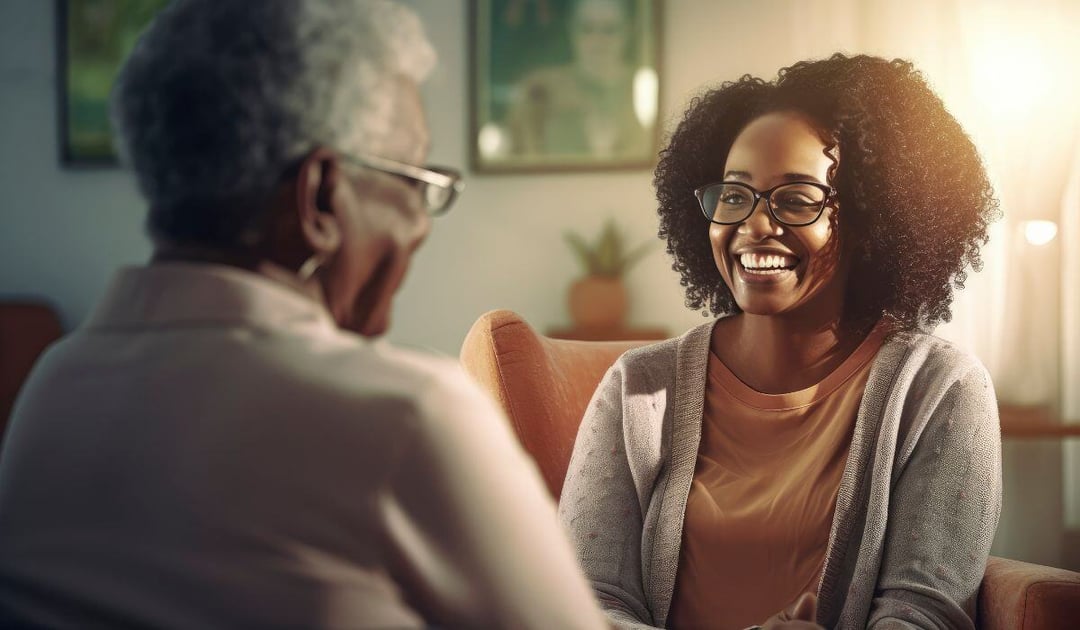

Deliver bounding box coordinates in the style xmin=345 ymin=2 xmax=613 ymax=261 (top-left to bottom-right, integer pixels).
xmin=294 ymin=147 xmax=344 ymax=256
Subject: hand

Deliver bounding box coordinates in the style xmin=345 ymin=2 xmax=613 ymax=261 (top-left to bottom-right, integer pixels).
xmin=759 ymin=592 xmax=823 ymax=630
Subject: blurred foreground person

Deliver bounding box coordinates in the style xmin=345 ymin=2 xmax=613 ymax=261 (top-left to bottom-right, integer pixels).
xmin=0 ymin=1 xmax=606 ymax=628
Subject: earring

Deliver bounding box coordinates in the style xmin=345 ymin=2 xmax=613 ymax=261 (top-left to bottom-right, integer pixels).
xmin=298 ymin=255 xmax=323 ymax=282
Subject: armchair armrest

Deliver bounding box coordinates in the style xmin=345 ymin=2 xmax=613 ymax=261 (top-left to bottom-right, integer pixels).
xmin=978 ymin=556 xmax=1080 ymax=630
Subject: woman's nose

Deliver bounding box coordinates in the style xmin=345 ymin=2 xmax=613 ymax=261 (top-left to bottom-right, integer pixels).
xmin=739 ymin=198 xmax=785 ymax=237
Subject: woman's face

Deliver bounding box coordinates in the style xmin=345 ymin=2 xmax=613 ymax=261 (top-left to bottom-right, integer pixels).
xmin=709 ymin=111 xmax=846 ymax=321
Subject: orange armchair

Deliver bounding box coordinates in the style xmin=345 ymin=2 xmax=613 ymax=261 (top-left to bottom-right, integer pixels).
xmin=460 ymin=309 xmax=1080 ymax=630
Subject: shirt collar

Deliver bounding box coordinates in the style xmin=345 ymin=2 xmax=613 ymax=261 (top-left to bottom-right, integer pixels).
xmin=85 ymin=262 xmax=338 ymax=335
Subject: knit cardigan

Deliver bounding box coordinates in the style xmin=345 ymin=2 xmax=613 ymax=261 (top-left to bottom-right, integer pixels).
xmin=558 ymin=321 xmax=1002 ymax=629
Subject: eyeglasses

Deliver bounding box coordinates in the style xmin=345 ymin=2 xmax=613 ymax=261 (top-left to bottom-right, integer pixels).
xmin=340 ymin=153 xmax=465 ymax=216
xmin=694 ymin=180 xmax=836 ymax=227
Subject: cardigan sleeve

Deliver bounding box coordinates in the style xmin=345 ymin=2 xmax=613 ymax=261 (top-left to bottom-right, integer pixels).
xmin=559 ymin=362 xmax=662 ymax=630
xmin=867 ymin=363 xmax=1002 ymax=629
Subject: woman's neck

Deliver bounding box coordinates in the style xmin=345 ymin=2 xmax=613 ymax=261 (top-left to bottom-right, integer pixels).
xmin=712 ymin=311 xmax=867 ymax=395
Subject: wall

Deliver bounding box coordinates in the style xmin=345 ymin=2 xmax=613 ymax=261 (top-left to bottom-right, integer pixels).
xmin=0 ymin=0 xmax=150 ymax=332
xmin=0 ymin=0 xmax=862 ymax=355
xmin=0 ymin=0 xmax=1073 ymax=569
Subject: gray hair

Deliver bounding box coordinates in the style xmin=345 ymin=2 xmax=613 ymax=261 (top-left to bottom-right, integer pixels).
xmin=111 ymin=0 xmax=436 ymax=245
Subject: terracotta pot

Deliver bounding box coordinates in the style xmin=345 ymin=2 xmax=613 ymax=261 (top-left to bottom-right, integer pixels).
xmin=568 ymin=275 xmax=628 ymax=328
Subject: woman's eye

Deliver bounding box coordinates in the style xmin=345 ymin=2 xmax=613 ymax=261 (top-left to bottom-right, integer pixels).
xmin=721 ymin=193 xmax=748 ymax=205
xmin=779 ymin=195 xmax=816 ymax=206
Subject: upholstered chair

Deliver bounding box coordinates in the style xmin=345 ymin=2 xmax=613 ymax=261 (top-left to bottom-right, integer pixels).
xmin=460 ymin=309 xmax=1080 ymax=630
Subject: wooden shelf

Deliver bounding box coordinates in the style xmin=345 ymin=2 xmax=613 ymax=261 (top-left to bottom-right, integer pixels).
xmin=999 ymin=405 xmax=1080 ymax=439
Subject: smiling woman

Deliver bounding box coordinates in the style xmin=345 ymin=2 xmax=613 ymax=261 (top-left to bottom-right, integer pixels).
xmin=558 ymin=53 xmax=1005 ymax=630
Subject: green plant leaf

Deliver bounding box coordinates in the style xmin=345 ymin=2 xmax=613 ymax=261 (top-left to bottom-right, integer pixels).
xmin=596 ymin=223 xmax=618 ymax=276
xmin=564 ymin=219 xmax=652 ymax=277
xmin=607 ymin=221 xmax=626 ymax=273
xmin=564 ymin=232 xmax=598 ymax=274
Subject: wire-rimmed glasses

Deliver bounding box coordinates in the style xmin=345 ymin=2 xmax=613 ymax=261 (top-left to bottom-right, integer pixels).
xmin=341 ymin=153 xmax=465 ymax=216
xmin=694 ymin=180 xmax=836 ymax=227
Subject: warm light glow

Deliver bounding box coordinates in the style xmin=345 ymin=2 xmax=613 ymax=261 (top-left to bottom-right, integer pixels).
xmin=970 ymin=40 xmax=1051 ymax=119
xmin=1023 ymin=220 xmax=1058 ymax=246
xmin=965 ymin=8 xmax=1075 ymax=122
xmin=632 ymin=66 xmax=658 ymax=129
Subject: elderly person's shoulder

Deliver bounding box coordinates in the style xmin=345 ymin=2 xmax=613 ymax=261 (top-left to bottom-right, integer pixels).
xmin=303 ymin=333 xmax=503 ymax=432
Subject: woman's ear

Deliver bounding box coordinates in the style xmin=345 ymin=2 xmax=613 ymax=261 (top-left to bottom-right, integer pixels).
xmin=295 ymin=147 xmax=343 ymax=256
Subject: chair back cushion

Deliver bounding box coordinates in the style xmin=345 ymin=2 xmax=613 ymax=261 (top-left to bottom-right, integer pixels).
xmin=460 ymin=310 xmax=648 ymax=497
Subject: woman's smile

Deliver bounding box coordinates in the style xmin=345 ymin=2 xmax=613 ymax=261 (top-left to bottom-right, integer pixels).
xmin=732 ymin=248 xmax=801 ymax=284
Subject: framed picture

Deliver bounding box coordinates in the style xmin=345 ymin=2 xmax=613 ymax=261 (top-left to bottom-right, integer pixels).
xmin=470 ymin=0 xmax=661 ymax=173
xmin=57 ymin=0 xmax=168 ymax=165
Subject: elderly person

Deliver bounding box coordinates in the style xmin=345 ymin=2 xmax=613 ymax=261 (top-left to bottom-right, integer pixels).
xmin=0 ymin=1 xmax=606 ymax=628
xmin=560 ymin=54 xmax=1002 ymax=629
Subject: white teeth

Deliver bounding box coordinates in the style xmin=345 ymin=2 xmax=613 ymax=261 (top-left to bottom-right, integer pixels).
xmin=739 ymin=252 xmax=798 ymax=270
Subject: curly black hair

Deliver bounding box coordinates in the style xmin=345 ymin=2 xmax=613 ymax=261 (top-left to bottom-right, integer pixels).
xmin=654 ymin=53 xmax=1000 ymax=332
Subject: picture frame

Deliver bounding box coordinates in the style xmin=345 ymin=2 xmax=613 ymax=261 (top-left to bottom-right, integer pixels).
xmin=56 ymin=0 xmax=168 ymax=166
xmin=470 ymin=0 xmax=661 ymax=173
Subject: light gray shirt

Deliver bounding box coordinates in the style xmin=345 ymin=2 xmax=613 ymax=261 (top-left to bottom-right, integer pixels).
xmin=559 ymin=320 xmax=1002 ymax=629
xmin=0 ymin=263 xmax=606 ymax=630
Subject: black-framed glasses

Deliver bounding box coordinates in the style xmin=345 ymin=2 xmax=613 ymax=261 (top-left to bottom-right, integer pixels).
xmin=694 ymin=180 xmax=836 ymax=227
xmin=341 ymin=153 xmax=465 ymax=216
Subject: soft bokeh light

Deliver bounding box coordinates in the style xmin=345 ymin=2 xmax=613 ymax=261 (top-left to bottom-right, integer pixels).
xmin=1023 ymin=220 xmax=1059 ymax=246
xmin=477 ymin=122 xmax=509 ymax=159
xmin=632 ymin=66 xmax=658 ymax=129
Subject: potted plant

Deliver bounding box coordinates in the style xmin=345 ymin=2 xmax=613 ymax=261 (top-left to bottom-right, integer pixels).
xmin=564 ymin=219 xmax=653 ymax=329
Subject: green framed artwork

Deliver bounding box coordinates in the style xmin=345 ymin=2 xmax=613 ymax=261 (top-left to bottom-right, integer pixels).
xmin=57 ymin=0 xmax=168 ymax=165
xmin=470 ymin=0 xmax=661 ymax=173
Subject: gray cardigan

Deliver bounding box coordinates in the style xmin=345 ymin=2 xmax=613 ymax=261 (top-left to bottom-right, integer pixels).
xmin=558 ymin=321 xmax=1002 ymax=630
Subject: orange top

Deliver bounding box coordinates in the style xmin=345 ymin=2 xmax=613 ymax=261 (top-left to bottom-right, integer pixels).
xmin=667 ymin=326 xmax=887 ymax=630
